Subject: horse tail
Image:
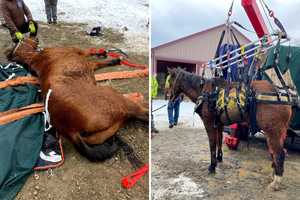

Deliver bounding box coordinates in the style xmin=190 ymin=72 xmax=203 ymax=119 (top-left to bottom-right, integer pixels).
xmin=115 ymin=135 xmax=143 ymax=169
xmin=71 ymin=133 xmax=119 ymax=162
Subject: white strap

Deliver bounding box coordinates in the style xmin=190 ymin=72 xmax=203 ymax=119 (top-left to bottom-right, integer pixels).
xmin=44 ymin=89 xmax=53 ymax=131
xmin=6 ymin=73 xmax=16 ymax=80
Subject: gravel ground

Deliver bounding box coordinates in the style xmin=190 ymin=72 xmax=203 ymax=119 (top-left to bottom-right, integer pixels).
xmin=151 ymin=101 xmax=300 ymax=200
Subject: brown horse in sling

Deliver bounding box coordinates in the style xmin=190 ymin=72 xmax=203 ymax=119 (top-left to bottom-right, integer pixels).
xmin=168 ymin=67 xmax=293 ymax=190
xmin=7 ymin=38 xmax=148 ymax=163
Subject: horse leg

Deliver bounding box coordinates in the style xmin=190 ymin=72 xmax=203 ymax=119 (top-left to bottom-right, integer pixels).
xmin=265 ymin=129 xmax=286 ymax=191
xmin=82 ymin=120 xmax=124 ymax=145
xmin=216 ymin=125 xmax=224 ymax=162
xmin=88 ymin=58 xmax=121 ymax=71
xmin=125 ymin=98 xmax=149 ymax=122
xmin=203 ymin=120 xmax=218 ymax=174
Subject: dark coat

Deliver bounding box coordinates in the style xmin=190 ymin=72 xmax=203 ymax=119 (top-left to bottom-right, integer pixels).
xmin=0 ymin=0 xmax=33 ymax=34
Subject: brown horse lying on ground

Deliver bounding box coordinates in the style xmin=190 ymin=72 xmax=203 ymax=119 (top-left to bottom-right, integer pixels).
xmin=168 ymin=67 xmax=292 ymax=190
xmin=7 ymin=38 xmax=148 ymax=163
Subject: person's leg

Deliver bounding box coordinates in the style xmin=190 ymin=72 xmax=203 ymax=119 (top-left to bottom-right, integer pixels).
xmin=173 ymin=99 xmax=180 ymax=125
xmin=167 ymin=101 xmax=174 ymax=128
xmin=44 ymin=0 xmax=52 ymax=23
xmin=50 ymin=0 xmax=58 ymax=23
xmin=151 ymin=99 xmax=159 ymax=133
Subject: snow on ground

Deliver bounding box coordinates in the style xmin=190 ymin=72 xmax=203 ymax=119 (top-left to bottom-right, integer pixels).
xmin=153 ymin=173 xmax=205 ymax=200
xmin=24 ymin=0 xmax=149 ymax=52
xmin=152 ymin=99 xmax=204 ymax=130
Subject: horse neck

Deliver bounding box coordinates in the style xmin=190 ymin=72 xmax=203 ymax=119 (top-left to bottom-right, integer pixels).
xmin=18 ymin=50 xmax=39 ymax=67
xmin=179 ymin=74 xmax=203 ymax=103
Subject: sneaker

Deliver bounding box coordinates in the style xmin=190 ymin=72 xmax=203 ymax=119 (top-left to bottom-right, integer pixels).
xmin=169 ymin=124 xmax=174 ymax=128
xmin=52 ymin=20 xmax=57 ymax=24
xmin=35 ymin=129 xmax=63 ymax=169
xmin=174 ymin=122 xmax=177 ymax=126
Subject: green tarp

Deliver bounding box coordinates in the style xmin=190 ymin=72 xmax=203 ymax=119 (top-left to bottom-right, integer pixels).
xmin=263 ymin=45 xmax=300 ymax=129
xmin=0 ymin=64 xmax=43 ymax=200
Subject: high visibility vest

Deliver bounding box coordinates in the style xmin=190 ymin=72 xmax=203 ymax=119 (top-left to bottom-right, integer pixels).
xmin=165 ymin=75 xmax=171 ymax=89
xmin=151 ymin=76 xmax=158 ymax=98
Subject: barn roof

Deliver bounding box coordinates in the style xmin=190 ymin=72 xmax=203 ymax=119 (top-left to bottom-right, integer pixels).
xmin=151 ymin=23 xmax=252 ymax=63
xmin=152 ymin=23 xmax=252 ymax=50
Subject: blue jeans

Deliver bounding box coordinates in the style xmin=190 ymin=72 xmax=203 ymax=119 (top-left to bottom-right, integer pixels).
xmin=167 ymin=98 xmax=181 ymax=125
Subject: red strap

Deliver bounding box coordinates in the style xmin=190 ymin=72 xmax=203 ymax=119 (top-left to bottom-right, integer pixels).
xmin=107 ymin=52 xmax=147 ymax=69
xmin=121 ymin=164 xmax=149 ymax=189
xmin=89 ymin=48 xmax=106 ymax=56
xmin=89 ymin=48 xmax=147 ymax=69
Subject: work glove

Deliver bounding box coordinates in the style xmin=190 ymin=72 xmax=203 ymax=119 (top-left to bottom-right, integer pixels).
xmin=15 ymin=32 xmax=24 ymax=41
xmin=28 ymin=21 xmax=36 ymax=34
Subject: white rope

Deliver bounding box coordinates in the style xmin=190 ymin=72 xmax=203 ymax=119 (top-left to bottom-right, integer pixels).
xmin=44 ymin=89 xmax=53 ymax=131
xmin=6 ymin=73 xmax=16 ymax=80
xmin=12 ymin=41 xmax=22 ymax=55
xmin=11 ymin=64 xmax=24 ymax=70
xmin=3 ymin=63 xmax=13 ymax=69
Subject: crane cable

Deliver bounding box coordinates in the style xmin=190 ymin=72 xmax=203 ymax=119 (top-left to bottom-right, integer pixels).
xmin=228 ymin=0 xmax=234 ymax=17
xmin=259 ymin=0 xmax=287 ymax=38
xmin=259 ymin=0 xmax=275 ymax=34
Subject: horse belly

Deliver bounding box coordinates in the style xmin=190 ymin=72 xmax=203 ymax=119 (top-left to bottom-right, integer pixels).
xmin=59 ymin=94 xmax=128 ymax=132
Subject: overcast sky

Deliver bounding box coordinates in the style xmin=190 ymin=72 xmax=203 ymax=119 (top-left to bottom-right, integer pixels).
xmin=151 ymin=0 xmax=300 ymax=47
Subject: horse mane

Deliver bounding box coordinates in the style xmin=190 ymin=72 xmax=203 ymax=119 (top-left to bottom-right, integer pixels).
xmin=179 ymin=69 xmax=229 ymax=90
xmin=179 ymin=69 xmax=205 ymax=89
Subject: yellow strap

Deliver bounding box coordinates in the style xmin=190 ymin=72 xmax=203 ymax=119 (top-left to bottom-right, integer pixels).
xmin=241 ymin=45 xmax=245 ymax=55
xmin=256 ymin=94 xmax=289 ymax=102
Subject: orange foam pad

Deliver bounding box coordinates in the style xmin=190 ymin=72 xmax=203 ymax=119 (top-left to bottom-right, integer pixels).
xmin=94 ymin=69 xmax=148 ymax=81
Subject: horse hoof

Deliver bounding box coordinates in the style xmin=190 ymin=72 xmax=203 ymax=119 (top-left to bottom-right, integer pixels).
xmin=217 ymin=156 xmax=223 ymax=162
xmin=268 ymin=175 xmax=282 ymax=191
xmin=268 ymin=182 xmax=280 ymax=191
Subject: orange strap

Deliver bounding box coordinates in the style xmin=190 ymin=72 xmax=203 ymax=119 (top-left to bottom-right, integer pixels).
xmin=0 ymin=69 xmax=148 ymax=89
xmin=0 ymin=103 xmax=44 ymax=125
xmin=0 ymin=76 xmax=39 ymax=89
xmin=0 ymin=93 xmax=143 ymax=125
xmin=95 ymin=69 xmax=148 ymax=81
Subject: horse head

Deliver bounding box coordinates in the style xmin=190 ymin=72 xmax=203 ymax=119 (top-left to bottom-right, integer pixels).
xmin=168 ymin=67 xmax=206 ymax=103
xmin=6 ymin=37 xmax=40 ymax=66
xmin=167 ymin=67 xmax=183 ymax=102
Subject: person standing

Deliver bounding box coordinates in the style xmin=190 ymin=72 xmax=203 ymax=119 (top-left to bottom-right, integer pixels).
xmin=165 ymin=73 xmax=183 ymax=128
xmin=44 ymin=0 xmax=58 ymax=24
xmin=0 ymin=0 xmax=38 ymax=43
